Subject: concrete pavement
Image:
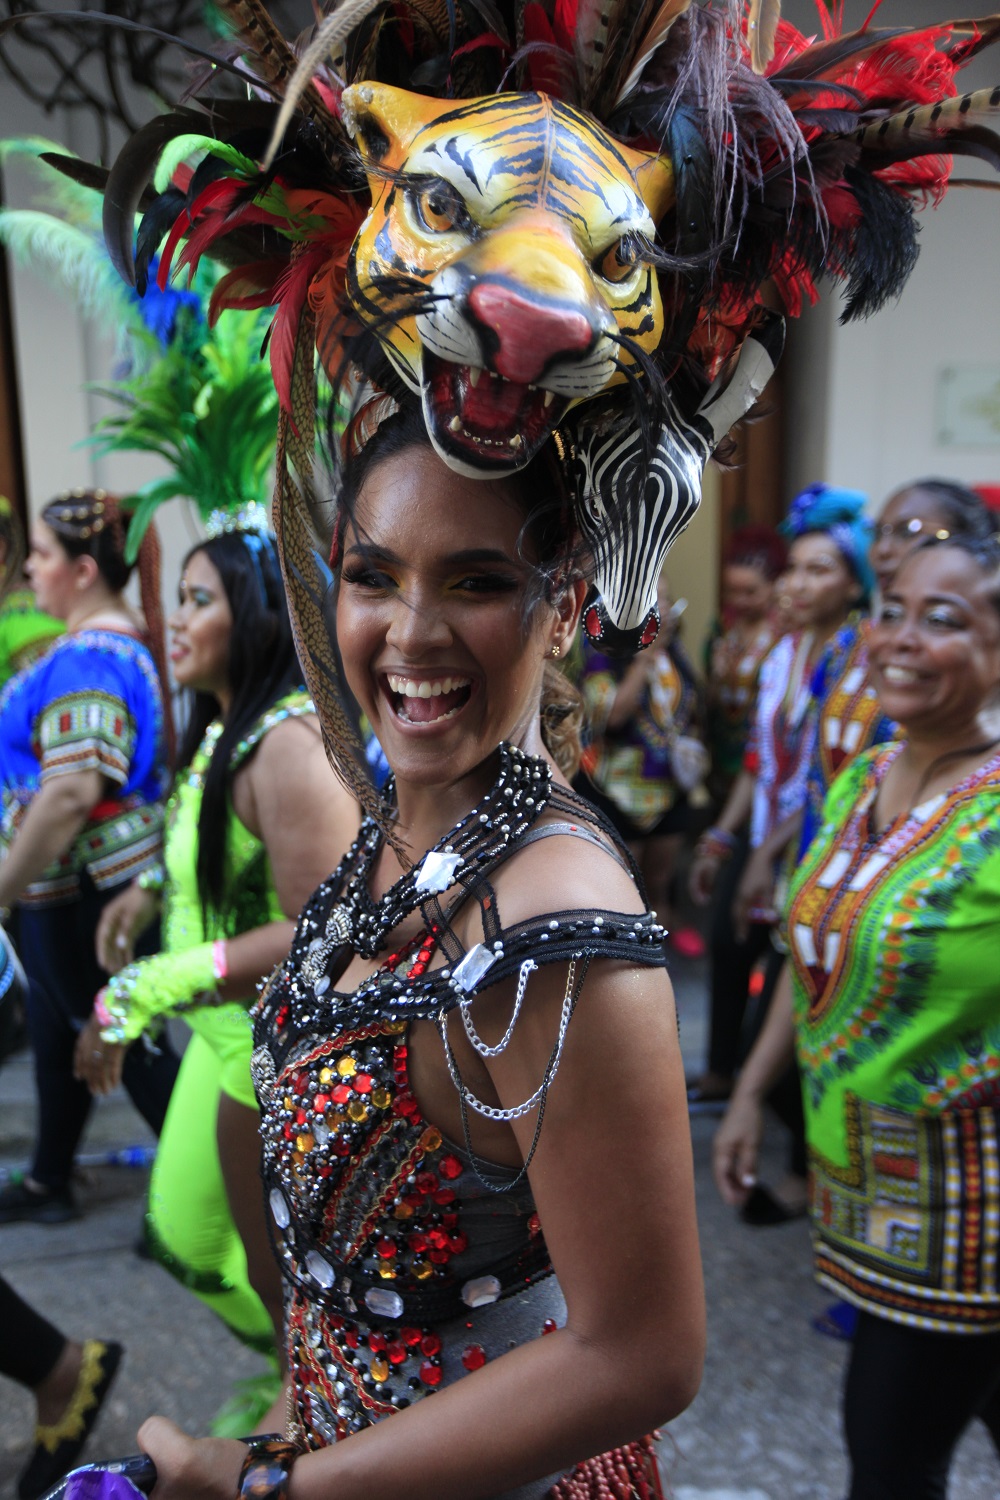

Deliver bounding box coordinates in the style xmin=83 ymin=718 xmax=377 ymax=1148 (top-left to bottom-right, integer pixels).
xmin=1 ymin=958 xmax=997 ymax=1499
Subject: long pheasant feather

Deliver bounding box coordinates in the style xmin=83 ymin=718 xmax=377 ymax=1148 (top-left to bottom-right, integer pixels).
xmin=855 ymin=85 xmax=1000 ymax=175
xmin=614 ymin=0 xmax=692 ymax=106
xmin=747 ymin=0 xmax=781 ymax=75
xmin=262 ymin=0 xmax=388 ymax=172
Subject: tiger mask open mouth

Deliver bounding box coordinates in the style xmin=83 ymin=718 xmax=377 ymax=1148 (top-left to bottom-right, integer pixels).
xmin=342 ymin=83 xmax=674 ymax=478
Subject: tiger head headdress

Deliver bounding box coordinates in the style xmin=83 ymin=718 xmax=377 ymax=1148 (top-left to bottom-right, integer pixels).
xmin=23 ymin=0 xmax=1000 ymax=808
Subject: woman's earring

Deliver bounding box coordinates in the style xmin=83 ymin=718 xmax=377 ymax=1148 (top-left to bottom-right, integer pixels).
xmin=549 ymin=644 xmax=561 ymax=659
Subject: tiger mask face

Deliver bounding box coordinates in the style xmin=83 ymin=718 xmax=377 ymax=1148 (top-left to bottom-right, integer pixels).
xmin=341 ymin=83 xmax=674 ymax=476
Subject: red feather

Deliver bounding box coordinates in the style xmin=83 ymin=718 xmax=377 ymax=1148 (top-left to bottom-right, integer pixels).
xmin=522 ymin=5 xmax=570 ymax=96
xmin=157 ymin=208 xmax=192 ymax=289
xmin=269 ymin=244 xmax=335 ymax=413
xmin=208 ymin=260 xmax=287 ymax=322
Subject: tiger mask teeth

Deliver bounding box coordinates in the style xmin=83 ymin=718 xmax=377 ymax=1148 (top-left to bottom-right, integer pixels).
xmin=420 ymin=353 xmax=569 ymax=476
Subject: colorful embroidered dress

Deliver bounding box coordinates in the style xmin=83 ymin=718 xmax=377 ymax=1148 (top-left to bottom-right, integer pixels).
xmin=705 ymin=619 xmax=776 ymax=792
xmin=0 ymin=629 xmax=165 ymax=903
xmin=0 ymin=588 xmax=62 ymax=687
xmin=744 ymin=633 xmax=817 ymax=853
xmin=786 ymin=743 xmax=1000 ymax=1333
xmin=800 ymin=619 xmax=896 ymax=856
xmin=252 ymin=745 xmax=669 ymax=1494
xmin=578 ymin=639 xmax=699 ymax=833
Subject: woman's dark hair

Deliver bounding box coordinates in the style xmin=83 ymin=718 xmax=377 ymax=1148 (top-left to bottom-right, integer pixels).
xmin=335 ymin=402 xmax=588 ymax=776
xmin=895 ymin=478 xmax=998 ymax=544
xmin=175 ymin=530 xmax=304 ymax=922
xmin=723 ymin=524 xmax=787 ymax=582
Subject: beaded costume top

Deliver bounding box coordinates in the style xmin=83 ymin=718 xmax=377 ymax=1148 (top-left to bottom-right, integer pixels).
xmin=250 ymin=743 xmax=668 ymax=1452
xmin=787 ymin=743 xmax=1000 ymax=1332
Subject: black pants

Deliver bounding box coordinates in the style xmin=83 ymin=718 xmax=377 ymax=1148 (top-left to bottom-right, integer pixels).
xmin=844 ymin=1311 xmax=1000 ymax=1499
xmin=0 ymin=1273 xmax=65 ymax=1387
xmin=18 ymin=874 xmax=180 ymax=1190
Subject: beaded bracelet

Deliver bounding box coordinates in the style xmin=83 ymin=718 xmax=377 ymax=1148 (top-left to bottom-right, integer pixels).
xmin=93 ymin=989 xmax=114 ymax=1030
xmin=237 ymin=1435 xmax=302 ymax=1500
xmin=696 ymin=827 xmax=738 ymax=862
xmin=212 ymin=939 xmax=229 ymax=983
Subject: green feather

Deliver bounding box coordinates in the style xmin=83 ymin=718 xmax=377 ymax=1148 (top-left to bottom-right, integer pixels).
xmin=0 ymin=138 xmax=100 ymax=230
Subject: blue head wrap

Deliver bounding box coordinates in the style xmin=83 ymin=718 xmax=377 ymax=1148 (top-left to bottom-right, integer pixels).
xmin=779 ymin=483 xmax=875 ymax=600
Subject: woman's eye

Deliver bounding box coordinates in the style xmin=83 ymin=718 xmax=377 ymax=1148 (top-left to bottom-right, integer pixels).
xmin=454 ymin=573 xmax=519 ymax=595
xmin=926 ymin=611 xmax=962 ymax=630
xmin=878 ymin=604 xmax=903 ymax=624
xmin=342 ymin=565 xmax=395 ymax=590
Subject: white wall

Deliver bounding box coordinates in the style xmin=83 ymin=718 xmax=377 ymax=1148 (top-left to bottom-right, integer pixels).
xmin=782 ymin=0 xmax=1000 ymax=509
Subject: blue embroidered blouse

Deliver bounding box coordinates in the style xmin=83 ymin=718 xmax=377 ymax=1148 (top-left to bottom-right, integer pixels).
xmin=0 ymin=629 xmax=167 ymax=905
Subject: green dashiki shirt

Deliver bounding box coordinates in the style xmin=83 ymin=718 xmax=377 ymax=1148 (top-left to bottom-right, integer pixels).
xmin=786 ymin=741 xmax=1000 ymax=1333
xmin=0 ymin=589 xmax=62 ymax=687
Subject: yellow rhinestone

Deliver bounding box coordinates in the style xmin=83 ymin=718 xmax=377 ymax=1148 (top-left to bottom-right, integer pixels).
xmin=283 ymin=1094 xmax=294 ymax=1108
xmin=413 ymin=1257 xmax=433 ymax=1281
xmin=319 ymin=1067 xmax=334 ymax=1085
xmin=372 ymin=1086 xmax=392 ymax=1110
xmin=370 ymin=1354 xmax=389 ymax=1382
xmin=422 ymin=1128 xmax=442 ymax=1152
xmin=347 ymin=1099 xmax=368 ymax=1123
xmin=386 ymin=1020 xmax=406 ymax=1034
xmin=378 ymin=1263 xmax=397 ymax=1280
xmin=326 ymin=1109 xmax=345 ymax=1129
xmin=337 ymin=1057 xmax=357 ymax=1078
xmin=393 ymin=1201 xmax=414 ymax=1220
xmin=296 ymin=1132 xmax=315 ymax=1153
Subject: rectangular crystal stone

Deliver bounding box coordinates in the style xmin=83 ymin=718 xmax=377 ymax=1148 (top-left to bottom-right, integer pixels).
xmin=452 ymin=943 xmax=497 ymax=992
xmin=415 ymin=850 xmax=462 ymax=894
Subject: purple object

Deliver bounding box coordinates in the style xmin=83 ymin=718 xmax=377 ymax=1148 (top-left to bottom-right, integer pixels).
xmin=65 ymin=1474 xmax=147 ymax=1500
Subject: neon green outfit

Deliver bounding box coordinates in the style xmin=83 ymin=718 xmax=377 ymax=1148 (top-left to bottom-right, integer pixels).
xmin=0 ymin=589 xmax=62 ymax=688
xmin=102 ymin=689 xmax=315 ymax=1355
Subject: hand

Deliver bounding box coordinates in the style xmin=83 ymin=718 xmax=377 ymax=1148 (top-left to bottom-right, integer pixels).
xmin=689 ymin=850 xmax=721 ymax=906
xmin=73 ymin=1009 xmax=126 ymax=1095
xmin=96 ymin=881 xmax=159 ymax=972
xmin=713 ymin=1091 xmax=765 ymax=1208
xmin=137 ymin=1416 xmax=245 ymax=1500
xmin=732 ymin=846 xmax=775 ymax=941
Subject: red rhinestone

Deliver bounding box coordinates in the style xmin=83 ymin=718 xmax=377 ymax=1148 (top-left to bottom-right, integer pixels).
xmin=462 ymin=1344 xmax=487 ymax=1372
xmin=428 ymin=1228 xmax=450 ymax=1250
xmin=542 ymin=1319 xmax=557 ymax=1335
xmin=368 ymin=1331 xmax=387 ymax=1352
xmin=354 ymin=1073 xmax=373 ymax=1095
xmin=387 ymin=1340 xmax=407 ymax=1365
xmin=403 ymin=1193 xmax=423 ymax=1210
xmin=395 ymin=1044 xmax=408 ymax=1060
xmin=528 ymin=1212 xmax=541 ymax=1237
xmin=282 ymin=1125 xmax=294 ymax=1140
xmin=345 ymin=1328 xmax=359 ymax=1349
xmin=313 ymin=1093 xmax=330 ymax=1113
xmin=449 ymin=1232 xmax=469 ymax=1254
xmin=318 ymin=1166 xmax=332 ymax=1178
xmin=293 ymin=1072 xmax=310 ymax=1094
xmin=438 ymin=1155 xmax=463 ymax=1180
xmin=334 ymin=1138 xmax=351 ymax=1156
xmin=375 ymin=1238 xmax=397 ymax=1259
xmin=295 ymin=1109 xmax=308 ymax=1126
xmin=420 ymin=1333 xmax=442 ymax=1357
xmin=400 ymin=1326 xmax=423 ymax=1347
xmin=332 ymin=1084 xmax=352 ymax=1105
xmin=408 ymin=1232 xmax=429 ymax=1253
xmin=432 ymin=1188 xmax=456 ymax=1206
xmin=415 ymin=1171 xmax=438 ymax=1195
xmin=442 ymin=1213 xmax=459 ymax=1229
xmin=428 ymin=1249 xmax=450 ymax=1265
xmin=419 ymin=1359 xmax=442 ymax=1387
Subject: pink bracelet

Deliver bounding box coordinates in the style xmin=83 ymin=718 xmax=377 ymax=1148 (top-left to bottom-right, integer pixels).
xmin=93 ymin=990 xmax=114 ymax=1029
xmin=212 ymin=939 xmax=229 ymax=983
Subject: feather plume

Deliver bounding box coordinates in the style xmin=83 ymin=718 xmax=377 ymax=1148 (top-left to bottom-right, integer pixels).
xmin=262 ymin=0 xmax=388 ymax=172
xmin=102 ymin=109 xmax=211 ymax=286
xmin=747 ymin=0 xmax=781 ymax=75
xmin=615 ymin=0 xmax=691 ymax=106
xmin=0 ymin=138 xmax=103 ymax=229
xmin=0 ymin=211 xmax=146 ymax=344
xmin=856 ymin=85 xmax=1000 ymax=178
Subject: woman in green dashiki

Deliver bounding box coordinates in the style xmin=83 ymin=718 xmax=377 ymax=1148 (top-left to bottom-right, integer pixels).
xmin=715 ymin=535 xmax=1000 ymax=1498
xmin=74 ymin=526 xmax=358 ymax=1421
xmin=0 ymin=498 xmax=62 ymax=687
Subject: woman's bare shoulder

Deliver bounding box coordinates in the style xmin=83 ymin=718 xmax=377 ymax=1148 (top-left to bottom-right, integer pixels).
xmin=486 ymin=822 xmax=646 ymax=930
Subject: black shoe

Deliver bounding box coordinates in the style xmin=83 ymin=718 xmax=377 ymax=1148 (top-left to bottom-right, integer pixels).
xmin=739 ymin=1182 xmax=808 ymax=1227
xmin=18 ymin=1341 xmax=124 ymax=1500
xmin=0 ymin=1176 xmax=79 ymax=1225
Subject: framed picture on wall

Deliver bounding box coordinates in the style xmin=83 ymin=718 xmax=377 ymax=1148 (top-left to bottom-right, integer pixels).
xmin=937 ymin=365 xmax=1000 ymax=448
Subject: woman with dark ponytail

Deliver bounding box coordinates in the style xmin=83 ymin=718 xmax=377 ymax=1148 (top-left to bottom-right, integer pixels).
xmin=0 ymin=489 xmax=179 ymax=1224
xmin=74 ymin=513 xmax=359 ymax=1431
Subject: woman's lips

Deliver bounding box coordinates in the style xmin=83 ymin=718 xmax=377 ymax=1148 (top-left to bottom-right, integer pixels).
xmin=383 ymin=673 xmax=473 ymax=726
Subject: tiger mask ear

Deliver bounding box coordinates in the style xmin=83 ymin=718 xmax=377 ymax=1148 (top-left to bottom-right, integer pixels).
xmin=341 ymin=83 xmax=454 ymax=174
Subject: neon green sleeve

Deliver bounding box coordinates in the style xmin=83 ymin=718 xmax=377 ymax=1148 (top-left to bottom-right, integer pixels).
xmin=99 ymin=943 xmax=216 ymax=1044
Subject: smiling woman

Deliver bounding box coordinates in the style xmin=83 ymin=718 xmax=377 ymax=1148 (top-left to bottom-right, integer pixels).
xmin=135 ymin=404 xmax=703 ymax=1498
xmin=715 ymin=534 xmax=1000 ymax=1497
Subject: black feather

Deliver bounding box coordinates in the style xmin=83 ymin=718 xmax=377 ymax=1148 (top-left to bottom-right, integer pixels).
xmin=135 ymin=187 xmax=187 ymax=294
xmin=101 ymin=107 xmax=209 ymax=285
xmin=834 ymin=166 xmax=920 ymax=322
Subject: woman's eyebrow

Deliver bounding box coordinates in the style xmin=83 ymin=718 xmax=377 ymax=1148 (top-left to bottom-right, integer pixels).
xmin=444 ymin=548 xmax=520 ymax=567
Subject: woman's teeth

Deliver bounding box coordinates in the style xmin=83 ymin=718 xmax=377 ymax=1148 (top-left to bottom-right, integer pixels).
xmin=882 ymin=666 xmax=919 ymax=685
xmin=386 ymin=675 xmax=470 ymax=698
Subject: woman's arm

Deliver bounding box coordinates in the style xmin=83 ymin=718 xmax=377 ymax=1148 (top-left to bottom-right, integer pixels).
xmin=689 ymin=767 xmax=755 ymax=905
xmin=712 ymin=964 xmax=797 ymax=1207
xmin=0 ymin=769 xmax=106 ymax=911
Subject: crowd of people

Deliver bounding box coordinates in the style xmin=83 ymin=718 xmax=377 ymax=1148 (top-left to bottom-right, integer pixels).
xmin=1 ymin=463 xmax=998 ymax=1500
